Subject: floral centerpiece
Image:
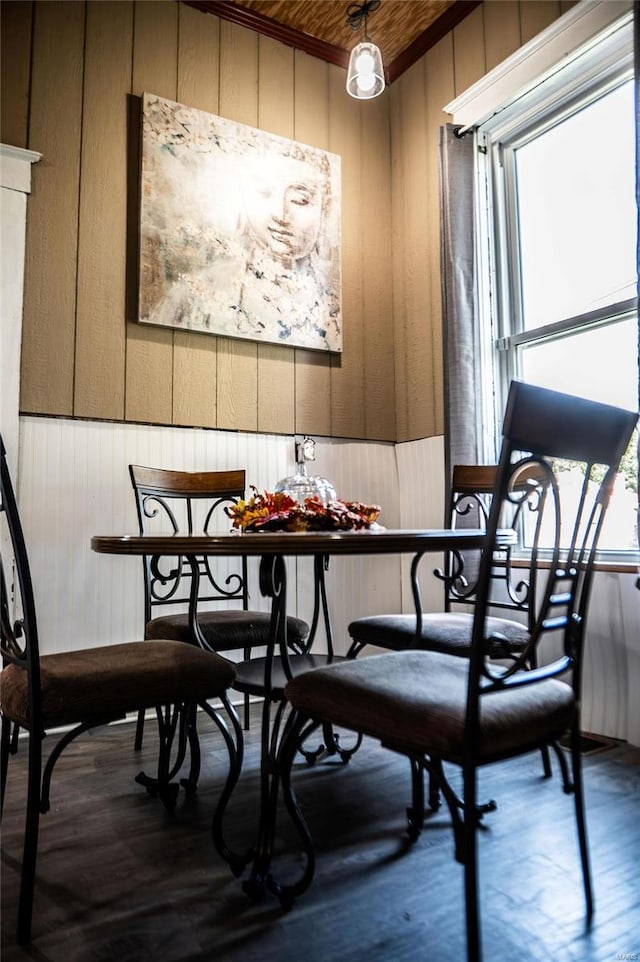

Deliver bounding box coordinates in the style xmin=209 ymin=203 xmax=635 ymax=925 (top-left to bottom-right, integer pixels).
xmin=226 ymin=487 xmax=381 ymax=532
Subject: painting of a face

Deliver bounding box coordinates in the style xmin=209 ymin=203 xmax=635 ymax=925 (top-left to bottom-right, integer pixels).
xmin=139 ymin=94 xmax=342 ymax=353
xmin=243 ymin=157 xmax=326 ymax=266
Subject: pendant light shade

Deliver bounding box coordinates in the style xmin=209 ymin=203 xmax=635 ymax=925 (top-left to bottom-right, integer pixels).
xmin=345 ymin=0 xmax=385 ymax=101
xmin=346 ymin=40 xmax=385 ymax=99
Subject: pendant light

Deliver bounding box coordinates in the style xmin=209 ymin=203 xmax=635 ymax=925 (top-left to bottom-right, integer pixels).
xmin=346 ymin=0 xmax=385 ymax=101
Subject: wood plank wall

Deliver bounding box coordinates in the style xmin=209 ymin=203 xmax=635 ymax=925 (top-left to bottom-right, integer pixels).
xmin=2 ymin=0 xmax=395 ymax=441
xmin=2 ymin=0 xmax=570 ymax=444
xmin=390 ymin=0 xmax=573 ymax=442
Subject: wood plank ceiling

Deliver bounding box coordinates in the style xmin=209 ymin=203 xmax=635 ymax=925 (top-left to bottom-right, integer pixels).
xmin=183 ymin=0 xmax=482 ymax=83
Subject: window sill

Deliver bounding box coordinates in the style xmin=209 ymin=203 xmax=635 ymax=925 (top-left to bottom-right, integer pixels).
xmin=591 ymin=560 xmax=639 ymax=575
xmin=509 ymin=557 xmax=639 ymax=576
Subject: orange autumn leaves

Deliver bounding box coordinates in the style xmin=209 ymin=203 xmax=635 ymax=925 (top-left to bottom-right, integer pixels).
xmin=227 ymin=487 xmax=381 ymax=532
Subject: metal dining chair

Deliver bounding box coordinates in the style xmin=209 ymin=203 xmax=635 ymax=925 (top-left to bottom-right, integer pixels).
xmin=347 ymin=463 xmax=543 ymax=661
xmin=129 ymin=465 xmax=310 ymax=747
xmin=275 ymin=381 xmax=638 ymax=962
xmin=0 ymin=437 xmax=243 ymax=944
xmin=348 ymin=461 xmax=552 ymax=829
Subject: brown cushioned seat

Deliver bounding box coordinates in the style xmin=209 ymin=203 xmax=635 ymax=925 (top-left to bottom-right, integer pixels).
xmin=348 ymin=612 xmax=530 ymax=657
xmin=0 ymin=640 xmax=236 ymax=730
xmin=285 ymin=649 xmax=574 ymax=764
xmin=146 ymin=609 xmax=309 ymax=651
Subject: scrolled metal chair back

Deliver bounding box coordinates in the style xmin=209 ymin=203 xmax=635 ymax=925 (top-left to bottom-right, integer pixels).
xmin=468 ymin=382 xmax=638 ymax=699
xmin=128 ymin=465 xmax=249 ymax=624
xmin=438 ymin=463 xmax=548 ymax=630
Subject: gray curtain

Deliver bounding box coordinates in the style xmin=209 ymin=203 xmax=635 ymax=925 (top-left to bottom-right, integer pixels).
xmin=439 ymin=124 xmax=484 ymax=490
xmin=634 ymin=3 xmax=639 ymax=584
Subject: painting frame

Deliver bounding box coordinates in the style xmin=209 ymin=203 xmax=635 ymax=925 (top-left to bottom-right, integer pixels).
xmin=138 ymin=93 xmax=342 ymax=354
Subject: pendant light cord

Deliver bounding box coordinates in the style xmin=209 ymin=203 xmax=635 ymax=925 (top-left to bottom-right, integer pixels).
xmin=346 ymin=0 xmax=381 ymax=34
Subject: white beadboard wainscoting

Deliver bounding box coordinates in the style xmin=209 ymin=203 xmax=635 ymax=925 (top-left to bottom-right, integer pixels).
xmin=16 ymin=416 xmax=403 ymax=665
xmin=14 ymin=415 xmax=640 ymax=744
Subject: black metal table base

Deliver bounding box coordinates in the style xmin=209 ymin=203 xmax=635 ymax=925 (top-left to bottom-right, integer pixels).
xmin=213 ymin=555 xmax=327 ymax=903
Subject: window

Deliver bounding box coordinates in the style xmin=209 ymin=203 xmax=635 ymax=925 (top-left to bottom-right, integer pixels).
xmin=476 ymin=14 xmax=638 ymax=557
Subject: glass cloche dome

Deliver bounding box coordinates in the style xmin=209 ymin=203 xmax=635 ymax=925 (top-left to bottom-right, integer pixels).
xmin=274 ymin=437 xmax=337 ymax=505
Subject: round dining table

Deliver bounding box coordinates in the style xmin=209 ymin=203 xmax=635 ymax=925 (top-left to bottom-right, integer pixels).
xmin=92 ymin=526 xmax=507 ymax=899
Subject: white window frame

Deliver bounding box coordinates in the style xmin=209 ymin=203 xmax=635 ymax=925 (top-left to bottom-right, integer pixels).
xmin=446 ymin=1 xmax=637 ymax=562
xmin=478 ymin=15 xmax=634 ymax=412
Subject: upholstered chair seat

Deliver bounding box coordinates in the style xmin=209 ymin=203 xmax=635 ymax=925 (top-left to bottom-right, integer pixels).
xmin=285 ymin=649 xmax=574 ymax=764
xmin=145 ymin=609 xmax=309 ymax=652
xmin=347 ymin=611 xmax=530 ymax=658
xmin=0 ymin=640 xmax=236 ymax=730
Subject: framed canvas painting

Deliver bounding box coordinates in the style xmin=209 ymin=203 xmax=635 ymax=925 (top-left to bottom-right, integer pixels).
xmin=138 ymin=93 xmax=342 ymax=353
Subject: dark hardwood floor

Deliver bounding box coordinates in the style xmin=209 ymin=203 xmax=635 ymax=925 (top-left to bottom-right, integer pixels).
xmin=2 ymin=703 xmax=639 ymax=962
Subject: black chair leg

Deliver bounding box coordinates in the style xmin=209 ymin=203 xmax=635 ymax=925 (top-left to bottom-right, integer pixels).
xmin=407 ymin=757 xmax=425 ymax=840
xmin=427 ymin=765 xmax=442 ymax=812
xmin=570 ymin=727 xmax=594 ymax=920
xmin=243 ymin=647 xmax=251 ymax=730
xmin=462 ymin=764 xmax=481 ymax=962
xmin=181 ymin=703 xmax=201 ymax=794
xmin=135 ymin=705 xmax=181 ymax=810
xmin=551 ymin=739 xmax=574 ymax=793
xmin=134 ymin=708 xmax=145 ymax=750
xmin=17 ymin=731 xmax=43 ymax=945
xmin=205 ymin=696 xmax=246 ymax=875
xmin=528 ymin=653 xmax=552 ymax=779
xmin=1 ymin=714 xmax=11 ymax=817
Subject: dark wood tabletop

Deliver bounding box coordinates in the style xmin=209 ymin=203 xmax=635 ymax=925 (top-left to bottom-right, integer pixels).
xmin=91 ymin=527 xmax=511 ymax=558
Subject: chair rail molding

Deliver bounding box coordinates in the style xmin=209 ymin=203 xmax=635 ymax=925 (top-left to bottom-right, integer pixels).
xmin=0 ymin=143 xmax=42 ymax=194
xmin=1 ymin=143 xmax=42 ymax=476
